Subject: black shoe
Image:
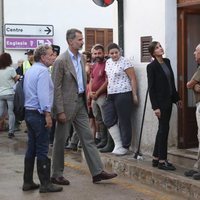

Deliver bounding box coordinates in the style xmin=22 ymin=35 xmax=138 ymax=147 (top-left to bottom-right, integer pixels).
xmin=184 ymin=169 xmax=198 ymax=177
xmin=152 ymin=159 xmax=159 ymax=167
xmin=92 ymin=171 xmax=117 ymax=183
xmin=193 ymin=172 xmax=200 ymax=180
xmin=51 ymin=176 xmax=70 ymax=185
xmin=158 ymin=161 xmax=176 ymax=170
xmin=8 ymin=132 xmax=15 ymax=138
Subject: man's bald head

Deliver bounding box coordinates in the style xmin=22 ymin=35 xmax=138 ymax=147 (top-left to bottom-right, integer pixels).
xmin=194 ymin=44 xmax=200 ymax=64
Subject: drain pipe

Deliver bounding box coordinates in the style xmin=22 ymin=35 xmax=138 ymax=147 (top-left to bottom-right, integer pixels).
xmin=117 ymin=0 xmax=124 ymax=55
xmin=0 ymin=0 xmax=4 ymax=53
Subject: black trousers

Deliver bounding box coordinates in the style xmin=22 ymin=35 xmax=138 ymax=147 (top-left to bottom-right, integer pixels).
xmin=153 ymin=105 xmax=172 ymax=160
xmin=105 ymin=92 xmax=133 ymax=148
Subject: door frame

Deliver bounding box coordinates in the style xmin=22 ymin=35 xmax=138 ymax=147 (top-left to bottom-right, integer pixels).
xmin=177 ymin=7 xmax=200 ymax=148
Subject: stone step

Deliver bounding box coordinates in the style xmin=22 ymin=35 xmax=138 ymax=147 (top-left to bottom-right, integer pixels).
xmin=100 ymin=152 xmax=200 ymax=200
xmin=168 ymin=148 xmax=198 ymax=169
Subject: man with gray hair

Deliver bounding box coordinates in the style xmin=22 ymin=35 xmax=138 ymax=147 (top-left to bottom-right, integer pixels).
xmin=22 ymin=44 xmax=63 ymax=193
xmin=51 ymin=28 xmax=117 ymax=185
xmin=185 ymin=44 xmax=200 ymax=180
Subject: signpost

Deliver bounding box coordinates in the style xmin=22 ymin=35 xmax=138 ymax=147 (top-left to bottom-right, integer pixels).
xmin=4 ymin=37 xmax=53 ymax=49
xmin=4 ymin=24 xmax=54 ymax=36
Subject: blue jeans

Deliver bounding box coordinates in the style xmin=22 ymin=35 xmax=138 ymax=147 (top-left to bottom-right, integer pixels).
xmin=25 ymin=110 xmax=49 ymax=160
xmin=0 ymin=94 xmax=15 ymax=133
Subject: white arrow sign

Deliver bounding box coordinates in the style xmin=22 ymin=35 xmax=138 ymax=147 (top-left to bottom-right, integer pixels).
xmin=4 ymin=24 xmax=54 ymax=36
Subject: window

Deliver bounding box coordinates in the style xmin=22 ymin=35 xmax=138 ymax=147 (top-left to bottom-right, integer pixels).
xmin=85 ymin=28 xmax=113 ymax=53
xmin=141 ymin=36 xmax=152 ymax=62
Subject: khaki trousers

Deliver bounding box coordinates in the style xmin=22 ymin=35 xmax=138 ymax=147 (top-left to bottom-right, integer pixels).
xmin=52 ymin=97 xmax=103 ymax=177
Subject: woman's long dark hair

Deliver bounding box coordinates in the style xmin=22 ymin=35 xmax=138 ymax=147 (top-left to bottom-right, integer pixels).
xmin=148 ymin=41 xmax=159 ymax=58
xmin=0 ymin=53 xmax=13 ymax=69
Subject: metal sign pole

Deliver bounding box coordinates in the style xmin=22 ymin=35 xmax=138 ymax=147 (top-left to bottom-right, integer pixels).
xmin=0 ymin=0 xmax=4 ymax=53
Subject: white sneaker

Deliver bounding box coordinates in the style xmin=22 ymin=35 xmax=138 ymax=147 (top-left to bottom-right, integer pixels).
xmin=112 ymin=147 xmax=128 ymax=155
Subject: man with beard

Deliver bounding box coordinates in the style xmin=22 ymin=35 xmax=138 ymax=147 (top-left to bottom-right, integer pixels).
xmin=89 ymin=44 xmax=114 ymax=152
xmin=51 ymin=28 xmax=117 ymax=185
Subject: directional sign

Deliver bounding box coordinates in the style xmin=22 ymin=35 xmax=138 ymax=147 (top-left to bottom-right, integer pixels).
xmin=4 ymin=24 xmax=54 ymax=36
xmin=4 ymin=37 xmax=53 ymax=49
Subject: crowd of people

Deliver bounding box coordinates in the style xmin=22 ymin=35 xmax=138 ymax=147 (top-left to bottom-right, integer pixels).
xmin=0 ymin=27 xmax=200 ymax=193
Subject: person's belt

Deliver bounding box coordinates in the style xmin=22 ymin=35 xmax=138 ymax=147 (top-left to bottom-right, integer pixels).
xmin=25 ymin=108 xmax=44 ymax=115
xmin=25 ymin=107 xmax=37 ymax=110
xmin=78 ymin=92 xmax=85 ymax=98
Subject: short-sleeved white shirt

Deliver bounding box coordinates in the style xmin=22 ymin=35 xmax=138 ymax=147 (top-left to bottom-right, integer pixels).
xmin=105 ymin=56 xmax=133 ymax=94
xmin=0 ymin=66 xmax=16 ymax=96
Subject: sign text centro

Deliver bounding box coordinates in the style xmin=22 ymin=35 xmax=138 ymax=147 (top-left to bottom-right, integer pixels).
xmin=5 ymin=37 xmax=53 ymax=49
xmin=4 ymin=24 xmax=54 ymax=36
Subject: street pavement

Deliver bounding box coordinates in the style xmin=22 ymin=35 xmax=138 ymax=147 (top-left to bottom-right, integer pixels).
xmin=0 ymin=125 xmax=186 ymax=200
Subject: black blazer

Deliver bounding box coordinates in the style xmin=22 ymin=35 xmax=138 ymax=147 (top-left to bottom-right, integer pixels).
xmin=147 ymin=58 xmax=180 ymax=110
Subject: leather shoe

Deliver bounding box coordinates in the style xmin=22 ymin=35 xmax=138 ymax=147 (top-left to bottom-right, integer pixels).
xmin=51 ymin=176 xmax=70 ymax=185
xmin=193 ymin=172 xmax=200 ymax=180
xmin=158 ymin=161 xmax=176 ymax=170
xmin=8 ymin=132 xmax=15 ymax=139
xmin=184 ymin=169 xmax=198 ymax=177
xmin=92 ymin=171 xmax=117 ymax=183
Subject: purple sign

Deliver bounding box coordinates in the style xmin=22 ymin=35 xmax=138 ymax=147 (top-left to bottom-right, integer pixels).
xmin=5 ymin=37 xmax=53 ymax=49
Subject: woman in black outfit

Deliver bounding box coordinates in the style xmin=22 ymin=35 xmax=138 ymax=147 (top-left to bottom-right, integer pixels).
xmin=147 ymin=41 xmax=182 ymax=170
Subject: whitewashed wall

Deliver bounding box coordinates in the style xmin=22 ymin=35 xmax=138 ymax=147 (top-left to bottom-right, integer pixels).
xmin=121 ymin=0 xmax=178 ymax=154
xmin=3 ymin=0 xmax=178 ymax=155
xmin=3 ymin=0 xmax=117 ymax=63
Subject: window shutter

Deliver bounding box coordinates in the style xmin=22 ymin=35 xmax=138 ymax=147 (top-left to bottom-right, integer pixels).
xmin=85 ymin=28 xmax=113 ymax=53
xmin=85 ymin=29 xmax=96 ymax=53
xmin=141 ymin=36 xmax=152 ymax=62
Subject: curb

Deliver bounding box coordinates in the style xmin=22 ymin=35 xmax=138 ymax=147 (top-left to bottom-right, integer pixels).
xmin=100 ymin=153 xmax=200 ymax=200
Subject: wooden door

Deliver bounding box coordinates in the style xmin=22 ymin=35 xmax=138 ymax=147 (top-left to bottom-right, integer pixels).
xmin=178 ymin=7 xmax=200 ymax=148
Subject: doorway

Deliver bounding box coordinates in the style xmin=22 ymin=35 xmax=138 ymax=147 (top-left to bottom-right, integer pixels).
xmin=177 ymin=5 xmax=200 ymax=148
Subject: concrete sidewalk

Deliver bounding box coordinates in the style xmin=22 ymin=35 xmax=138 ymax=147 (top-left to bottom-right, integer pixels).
xmin=100 ymin=151 xmax=200 ymax=200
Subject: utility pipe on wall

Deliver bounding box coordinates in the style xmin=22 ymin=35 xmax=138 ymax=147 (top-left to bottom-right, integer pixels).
xmin=0 ymin=0 xmax=4 ymax=53
xmin=117 ymin=0 xmax=124 ymax=55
